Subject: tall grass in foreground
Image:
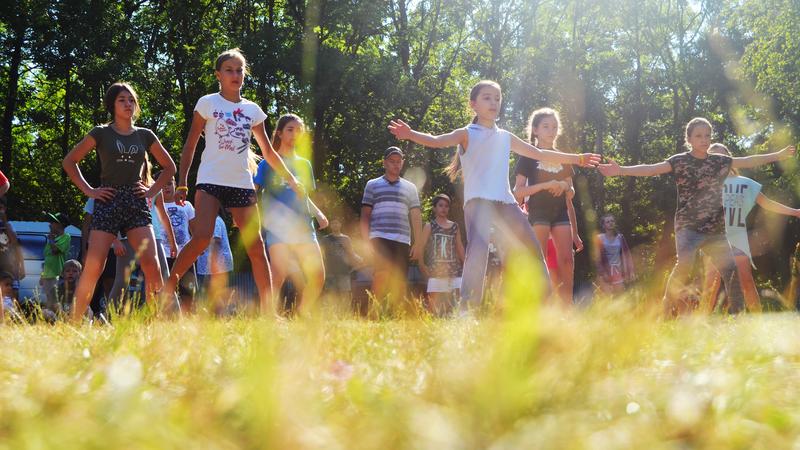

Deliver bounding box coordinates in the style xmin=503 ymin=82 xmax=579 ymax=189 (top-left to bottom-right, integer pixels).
xmin=3 ymin=264 xmax=800 ymax=448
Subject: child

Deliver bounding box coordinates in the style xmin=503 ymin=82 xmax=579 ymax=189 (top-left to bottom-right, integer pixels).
xmin=593 ymin=214 xmax=635 ymax=295
xmin=159 ymin=176 xmax=197 ymax=311
xmin=702 ymin=143 xmax=800 ymax=313
xmin=165 ymin=48 xmax=303 ymax=315
xmin=63 ymin=82 xmax=176 ymax=322
xmin=41 ymin=212 xmax=72 ymax=307
xmin=196 ymin=210 xmax=233 ymax=312
xmin=0 ymin=271 xmax=18 ymax=323
xmin=321 ymin=218 xmax=362 ymax=307
xmin=0 ymin=198 xmax=24 ymax=299
xmin=253 ymin=114 xmax=328 ymax=315
xmin=418 ymin=193 xmax=465 ymax=315
xmin=389 ymin=80 xmax=600 ymax=306
xmin=598 ymin=117 xmax=795 ymax=314
xmin=48 ymin=259 xmax=82 ymax=316
xmin=107 ymin=167 xmax=177 ymax=309
xmin=513 ymin=108 xmax=584 ymax=305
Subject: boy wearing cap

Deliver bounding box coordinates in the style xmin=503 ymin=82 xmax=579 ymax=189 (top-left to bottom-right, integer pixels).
xmin=41 ymin=212 xmax=71 ymax=306
xmin=360 ymin=147 xmax=423 ymax=303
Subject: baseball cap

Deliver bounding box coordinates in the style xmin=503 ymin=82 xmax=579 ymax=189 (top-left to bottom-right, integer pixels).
xmin=384 ymin=146 xmax=404 ymax=159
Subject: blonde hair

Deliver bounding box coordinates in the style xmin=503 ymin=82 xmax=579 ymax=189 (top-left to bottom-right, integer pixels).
xmin=213 ymin=48 xmax=262 ymax=173
xmin=526 ymin=107 xmax=561 ymax=148
xmin=445 ymin=80 xmax=502 ymax=182
xmin=684 ymin=117 xmax=713 ymax=149
xmin=708 ymin=143 xmax=738 ymax=175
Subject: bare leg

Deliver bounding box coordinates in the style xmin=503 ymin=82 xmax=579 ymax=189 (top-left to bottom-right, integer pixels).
xmin=230 ymin=204 xmax=274 ymax=315
xmin=72 ymin=231 xmax=116 ymax=322
xmin=293 ymin=242 xmax=326 ymax=316
xmin=551 ymin=224 xmax=575 ymax=306
xmin=125 ymin=226 xmax=162 ymax=304
xmin=735 ymin=255 xmax=761 ymax=312
xmin=162 ymin=191 xmax=218 ymax=310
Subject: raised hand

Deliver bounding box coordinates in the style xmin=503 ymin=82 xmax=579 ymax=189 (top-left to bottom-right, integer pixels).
xmin=388 ymin=119 xmax=413 ymax=140
xmin=598 ymin=160 xmax=622 ymax=177
xmin=88 ymin=186 xmax=116 ymax=202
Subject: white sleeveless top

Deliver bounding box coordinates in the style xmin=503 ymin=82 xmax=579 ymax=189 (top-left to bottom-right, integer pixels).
xmin=459 ymin=123 xmax=516 ymax=205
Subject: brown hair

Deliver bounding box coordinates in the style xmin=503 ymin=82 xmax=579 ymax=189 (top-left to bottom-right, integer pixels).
xmin=215 ymin=48 xmax=248 ymax=75
xmin=272 ymin=114 xmax=305 ymax=151
xmin=103 ymin=82 xmax=141 ymax=122
xmin=445 ymin=80 xmax=502 ymax=182
xmin=526 ymin=107 xmax=561 ymax=148
xmin=684 ymin=117 xmax=713 ymax=149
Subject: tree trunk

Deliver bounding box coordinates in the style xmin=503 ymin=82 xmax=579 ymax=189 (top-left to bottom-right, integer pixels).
xmin=1 ymin=30 xmax=23 ymax=177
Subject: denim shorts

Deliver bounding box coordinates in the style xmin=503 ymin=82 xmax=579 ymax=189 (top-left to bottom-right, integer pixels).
xmin=196 ymin=183 xmax=256 ymax=209
xmin=91 ymin=185 xmax=152 ymax=235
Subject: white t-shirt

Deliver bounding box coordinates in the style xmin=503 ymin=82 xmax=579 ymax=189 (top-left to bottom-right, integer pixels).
xmin=459 ymin=123 xmax=516 ymax=205
xmin=197 ymin=217 xmax=233 ymax=275
xmin=161 ymin=201 xmax=195 ymax=255
xmin=722 ymin=175 xmax=761 ymax=263
xmin=194 ymin=93 xmax=267 ymax=189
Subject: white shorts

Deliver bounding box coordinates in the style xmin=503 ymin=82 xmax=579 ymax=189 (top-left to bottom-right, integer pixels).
xmin=426 ymin=277 xmax=462 ymax=293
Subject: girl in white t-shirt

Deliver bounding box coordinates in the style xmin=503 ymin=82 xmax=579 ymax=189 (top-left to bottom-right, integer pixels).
xmin=389 ymin=80 xmax=600 ymax=306
xmin=166 ymin=49 xmax=302 ymax=315
xmin=702 ymin=143 xmax=800 ymax=312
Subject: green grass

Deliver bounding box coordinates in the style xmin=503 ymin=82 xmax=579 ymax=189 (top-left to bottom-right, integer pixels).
xmin=4 ymin=265 xmax=800 ymax=449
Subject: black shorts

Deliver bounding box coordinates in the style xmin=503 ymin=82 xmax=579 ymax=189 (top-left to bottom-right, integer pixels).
xmin=196 ymin=183 xmax=256 ymax=209
xmin=529 ymin=205 xmax=570 ymax=227
xmin=91 ymin=185 xmax=152 ymax=235
xmin=371 ymin=238 xmax=409 ymax=276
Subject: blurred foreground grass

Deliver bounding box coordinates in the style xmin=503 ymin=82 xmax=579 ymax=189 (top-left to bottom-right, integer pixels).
xmin=4 ymin=301 xmax=800 ymax=449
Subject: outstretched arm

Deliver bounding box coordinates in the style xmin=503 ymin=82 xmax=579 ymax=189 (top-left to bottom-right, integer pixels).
xmin=731 ymin=146 xmax=795 ymax=169
xmin=756 ymin=193 xmax=800 ymax=218
xmin=598 ymin=159 xmax=672 ymax=177
xmin=508 ymin=134 xmax=600 ymax=168
xmin=388 ymin=119 xmax=467 ymax=149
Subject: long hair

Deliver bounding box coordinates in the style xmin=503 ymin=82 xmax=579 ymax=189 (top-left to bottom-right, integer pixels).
xmin=445 ymin=80 xmax=502 ymax=182
xmin=103 ymin=82 xmax=141 ymax=124
xmin=272 ymin=114 xmax=304 ymax=151
xmin=526 ymin=107 xmax=561 ymax=148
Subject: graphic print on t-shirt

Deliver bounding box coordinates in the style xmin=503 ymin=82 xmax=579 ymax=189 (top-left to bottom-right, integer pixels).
xmin=723 ymin=182 xmax=750 ymax=228
xmin=432 ymin=233 xmax=455 ymax=262
xmin=115 ymin=138 xmax=140 ymax=164
xmin=212 ymin=108 xmax=252 ymax=154
xmin=167 ymin=206 xmax=189 ymax=245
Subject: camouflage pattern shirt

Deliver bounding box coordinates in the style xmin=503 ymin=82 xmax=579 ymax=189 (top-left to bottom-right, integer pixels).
xmin=666 ymin=152 xmax=732 ymax=233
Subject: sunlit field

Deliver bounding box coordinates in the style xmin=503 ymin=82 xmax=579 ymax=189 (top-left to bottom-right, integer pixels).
xmin=4 ymin=263 xmax=800 ymax=449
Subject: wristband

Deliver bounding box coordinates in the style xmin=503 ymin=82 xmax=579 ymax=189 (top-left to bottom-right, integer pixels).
xmin=578 ymin=154 xmax=585 ymax=166
xmin=176 ymin=186 xmax=189 ymax=192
